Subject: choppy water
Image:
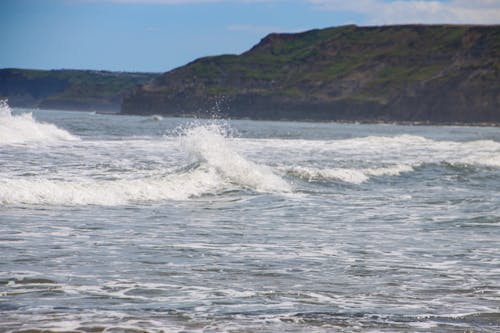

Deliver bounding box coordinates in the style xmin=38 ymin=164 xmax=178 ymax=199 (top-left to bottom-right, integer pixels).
xmin=1 ymin=101 xmax=499 ymax=332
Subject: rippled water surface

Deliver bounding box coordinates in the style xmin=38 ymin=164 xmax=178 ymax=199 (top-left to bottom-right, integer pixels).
xmin=1 ymin=104 xmax=499 ymax=332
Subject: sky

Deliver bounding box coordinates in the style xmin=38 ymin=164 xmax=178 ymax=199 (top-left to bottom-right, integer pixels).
xmin=1 ymin=0 xmax=499 ymax=73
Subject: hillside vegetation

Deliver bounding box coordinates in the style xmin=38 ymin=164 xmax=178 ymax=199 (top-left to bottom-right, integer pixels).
xmin=122 ymin=25 xmax=500 ymax=123
xmin=0 ymin=69 xmax=159 ymax=111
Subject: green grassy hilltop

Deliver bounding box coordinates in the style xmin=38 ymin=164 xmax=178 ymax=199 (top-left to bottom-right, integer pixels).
xmin=0 ymin=69 xmax=159 ymax=111
xmin=122 ymin=25 xmax=500 ymax=123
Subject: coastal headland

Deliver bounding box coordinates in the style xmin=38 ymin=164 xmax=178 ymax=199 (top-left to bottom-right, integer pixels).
xmin=122 ymin=24 xmax=500 ymax=124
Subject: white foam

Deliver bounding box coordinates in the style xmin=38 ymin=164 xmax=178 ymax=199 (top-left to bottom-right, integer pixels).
xmin=364 ymin=164 xmax=415 ymax=177
xmin=286 ymin=164 xmax=414 ymax=184
xmin=456 ymin=140 xmax=500 ymax=167
xmin=333 ymin=135 xmax=500 ymax=168
xmin=0 ymin=167 xmax=225 ymax=205
xmin=0 ymin=100 xmax=79 ymax=144
xmin=287 ymin=166 xmax=369 ymax=184
xmin=250 ymin=135 xmax=500 ymax=169
xmin=0 ymin=122 xmax=293 ymax=206
xmin=181 ymin=123 xmax=291 ymax=193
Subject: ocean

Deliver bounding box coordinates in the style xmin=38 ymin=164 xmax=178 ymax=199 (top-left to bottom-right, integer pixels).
xmin=1 ymin=101 xmax=499 ymax=332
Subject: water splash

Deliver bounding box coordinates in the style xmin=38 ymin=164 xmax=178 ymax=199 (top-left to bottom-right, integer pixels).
xmin=0 ymin=100 xmax=79 ymax=144
xmin=180 ymin=122 xmax=291 ymax=193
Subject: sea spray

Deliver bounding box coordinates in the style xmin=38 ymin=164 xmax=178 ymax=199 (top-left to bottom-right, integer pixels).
xmin=0 ymin=100 xmax=79 ymax=144
xmin=179 ymin=122 xmax=291 ymax=193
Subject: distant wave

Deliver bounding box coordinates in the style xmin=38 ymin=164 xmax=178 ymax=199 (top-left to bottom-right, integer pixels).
xmin=333 ymin=135 xmax=500 ymax=168
xmin=252 ymin=134 xmax=500 ymax=169
xmin=0 ymin=100 xmax=79 ymax=144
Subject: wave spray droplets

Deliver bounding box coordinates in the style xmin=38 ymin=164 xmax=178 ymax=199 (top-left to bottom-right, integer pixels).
xmin=181 ymin=123 xmax=291 ymax=193
xmin=0 ymin=100 xmax=79 ymax=144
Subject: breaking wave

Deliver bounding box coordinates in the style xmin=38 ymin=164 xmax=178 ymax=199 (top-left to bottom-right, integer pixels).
xmin=285 ymin=164 xmax=414 ymax=184
xmin=1 ymin=110 xmax=499 ymax=205
xmin=0 ymin=123 xmax=291 ymax=206
xmin=181 ymin=123 xmax=291 ymax=193
xmin=0 ymin=100 xmax=79 ymax=144
xmin=0 ymin=167 xmax=225 ymax=205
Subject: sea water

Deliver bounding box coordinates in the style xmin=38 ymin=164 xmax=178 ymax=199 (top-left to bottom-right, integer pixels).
xmin=0 ymin=101 xmax=499 ymax=332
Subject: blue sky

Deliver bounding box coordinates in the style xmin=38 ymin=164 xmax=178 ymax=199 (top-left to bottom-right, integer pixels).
xmin=1 ymin=0 xmax=499 ymax=72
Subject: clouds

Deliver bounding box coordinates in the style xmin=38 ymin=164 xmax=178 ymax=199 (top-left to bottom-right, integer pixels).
xmin=85 ymin=0 xmax=500 ymax=25
xmin=99 ymin=0 xmax=272 ymax=3
xmin=98 ymin=0 xmax=217 ymax=3
xmin=308 ymin=0 xmax=500 ymax=25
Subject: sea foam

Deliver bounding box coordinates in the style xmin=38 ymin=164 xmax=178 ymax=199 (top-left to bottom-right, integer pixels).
xmin=0 ymin=100 xmax=79 ymax=144
xmin=0 ymin=167 xmax=224 ymax=205
xmin=0 ymin=122 xmax=291 ymax=206
xmin=285 ymin=164 xmax=414 ymax=184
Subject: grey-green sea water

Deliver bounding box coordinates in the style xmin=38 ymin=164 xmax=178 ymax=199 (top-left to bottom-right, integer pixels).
xmin=1 ymin=104 xmax=499 ymax=332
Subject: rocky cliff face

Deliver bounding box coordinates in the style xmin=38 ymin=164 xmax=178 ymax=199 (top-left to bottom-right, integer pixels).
xmin=122 ymin=25 xmax=500 ymax=123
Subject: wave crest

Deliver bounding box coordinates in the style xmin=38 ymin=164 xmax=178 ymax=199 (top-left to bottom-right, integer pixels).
xmin=181 ymin=123 xmax=291 ymax=193
xmin=0 ymin=167 xmax=225 ymax=205
xmin=0 ymin=100 xmax=79 ymax=144
xmin=286 ymin=164 xmax=414 ymax=184
xmin=0 ymin=123 xmax=292 ymax=206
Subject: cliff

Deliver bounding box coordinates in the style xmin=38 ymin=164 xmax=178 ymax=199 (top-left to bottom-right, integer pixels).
xmin=122 ymin=24 xmax=500 ymax=124
xmin=0 ymin=69 xmax=159 ymax=112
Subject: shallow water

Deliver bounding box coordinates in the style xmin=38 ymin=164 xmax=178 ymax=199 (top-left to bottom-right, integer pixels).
xmin=1 ymin=104 xmax=499 ymax=332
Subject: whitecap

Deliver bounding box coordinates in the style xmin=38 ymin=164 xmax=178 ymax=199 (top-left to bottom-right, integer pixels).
xmin=0 ymin=166 xmax=226 ymax=206
xmin=285 ymin=164 xmax=414 ymax=184
xmin=0 ymin=100 xmax=79 ymax=145
xmin=180 ymin=123 xmax=291 ymax=193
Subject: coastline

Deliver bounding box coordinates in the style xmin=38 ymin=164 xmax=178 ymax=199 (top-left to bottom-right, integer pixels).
xmin=15 ymin=105 xmax=500 ymax=128
xmin=115 ymin=110 xmax=500 ymax=128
